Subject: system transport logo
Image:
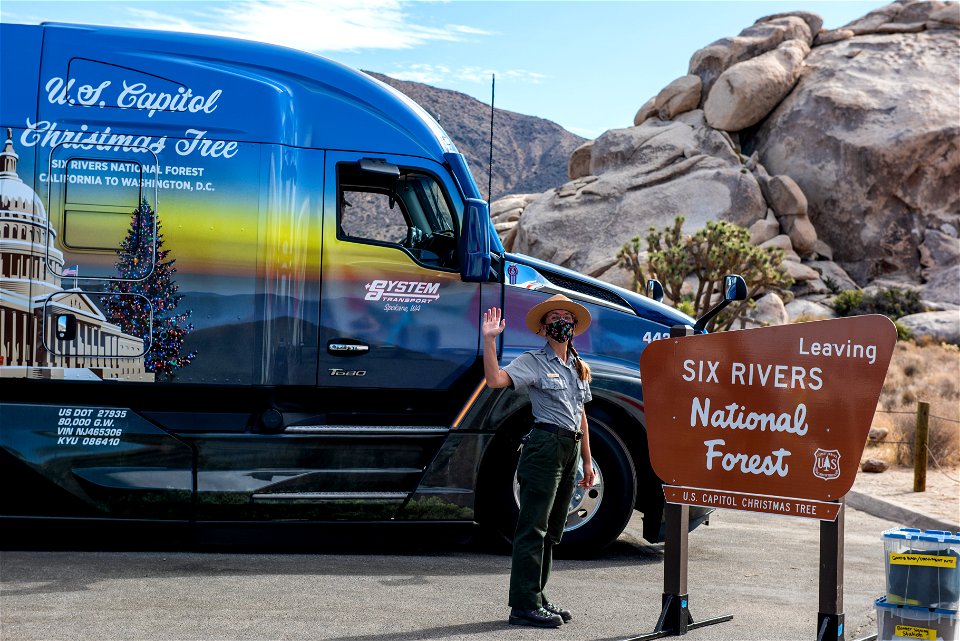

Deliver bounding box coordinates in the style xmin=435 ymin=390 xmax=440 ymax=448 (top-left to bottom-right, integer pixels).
xmin=364 ymin=280 xmax=441 ymax=304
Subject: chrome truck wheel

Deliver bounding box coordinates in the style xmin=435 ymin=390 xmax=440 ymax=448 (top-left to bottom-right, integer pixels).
xmin=512 ymin=455 xmax=605 ymax=531
xmin=479 ymin=413 xmax=637 ymax=558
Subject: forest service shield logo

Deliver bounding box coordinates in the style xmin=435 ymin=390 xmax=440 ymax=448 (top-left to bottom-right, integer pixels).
xmin=813 ymin=448 xmax=842 ymax=480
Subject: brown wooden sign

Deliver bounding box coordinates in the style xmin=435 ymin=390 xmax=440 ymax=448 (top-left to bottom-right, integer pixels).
xmin=640 ymin=315 xmax=896 ymax=519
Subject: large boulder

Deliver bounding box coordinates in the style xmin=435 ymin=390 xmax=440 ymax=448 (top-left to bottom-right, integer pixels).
xmin=919 ymin=228 xmax=960 ymax=304
xmin=761 ymin=234 xmax=794 ymax=252
xmin=741 ymin=292 xmax=789 ymax=328
xmin=490 ymin=193 xmax=539 ymax=222
xmin=920 ymin=228 xmax=960 ymax=273
xmin=760 ymin=174 xmax=818 ymax=254
xmin=634 ymin=96 xmax=658 ymax=126
xmin=871 ymin=1 xmax=960 ymax=30
xmin=897 ymin=311 xmax=960 ymax=344
xmin=922 ymin=265 xmax=960 ymax=305
xmin=704 ymin=39 xmax=810 ymax=132
xmin=808 ymin=260 xmax=859 ymax=292
xmin=749 ymin=209 xmax=781 ymax=245
xmin=841 ymin=3 xmax=904 ymax=34
xmin=568 ymin=141 xmax=594 ymax=180
xmin=689 ymin=15 xmax=814 ymax=102
xmin=759 ymin=11 xmax=823 ymax=40
xmin=655 ymin=75 xmax=702 ymax=120
xmin=490 ymin=193 xmax=543 ymax=252
xmin=762 ymin=174 xmax=808 ymax=217
xmin=929 ymin=3 xmax=960 ymax=25
xmin=512 ymin=117 xmax=766 ymax=276
xmin=784 ymin=299 xmax=837 ymax=322
xmin=780 ymin=259 xmax=820 ymax=282
xmin=814 ymin=29 xmax=855 ymax=46
xmin=784 ymin=214 xmax=819 ymax=255
xmin=748 ymin=26 xmax=960 ymax=292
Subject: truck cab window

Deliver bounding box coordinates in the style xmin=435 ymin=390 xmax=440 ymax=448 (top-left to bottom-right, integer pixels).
xmin=338 ymin=164 xmax=458 ymax=269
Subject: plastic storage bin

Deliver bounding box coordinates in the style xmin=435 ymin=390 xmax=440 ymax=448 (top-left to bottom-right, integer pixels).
xmin=875 ymin=597 xmax=958 ymax=640
xmin=883 ymin=528 xmax=960 ymax=609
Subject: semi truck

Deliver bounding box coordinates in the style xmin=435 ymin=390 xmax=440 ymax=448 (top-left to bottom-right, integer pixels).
xmin=0 ymin=21 xmax=707 ymax=554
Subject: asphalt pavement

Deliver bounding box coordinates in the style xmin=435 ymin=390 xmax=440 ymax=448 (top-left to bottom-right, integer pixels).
xmin=0 ymin=504 xmax=904 ymax=641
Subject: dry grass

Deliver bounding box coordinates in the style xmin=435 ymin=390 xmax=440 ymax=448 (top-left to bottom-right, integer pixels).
xmin=867 ymin=341 xmax=960 ymax=468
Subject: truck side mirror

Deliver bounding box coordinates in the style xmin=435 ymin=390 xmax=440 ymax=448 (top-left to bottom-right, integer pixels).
xmin=56 ymin=314 xmax=77 ymax=341
xmin=645 ymin=279 xmax=664 ymax=303
xmin=693 ymin=273 xmax=748 ymax=333
xmin=724 ymin=274 xmax=747 ymax=301
xmin=459 ymin=198 xmax=491 ymax=282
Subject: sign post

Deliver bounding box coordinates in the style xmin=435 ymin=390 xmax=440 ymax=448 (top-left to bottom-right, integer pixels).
xmin=634 ymin=315 xmax=896 ymax=640
xmin=625 ymin=322 xmax=734 ymax=641
xmin=819 ymin=500 xmax=845 ymax=641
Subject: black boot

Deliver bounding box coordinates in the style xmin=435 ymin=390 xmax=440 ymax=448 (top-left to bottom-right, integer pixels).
xmin=542 ymin=602 xmax=572 ymax=623
xmin=509 ymin=607 xmax=563 ymax=628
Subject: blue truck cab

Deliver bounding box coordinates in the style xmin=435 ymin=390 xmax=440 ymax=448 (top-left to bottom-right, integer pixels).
xmin=0 ymin=22 xmax=700 ymax=553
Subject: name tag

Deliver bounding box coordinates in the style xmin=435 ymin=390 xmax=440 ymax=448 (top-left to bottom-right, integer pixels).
xmin=546 ymin=373 xmax=560 ymax=378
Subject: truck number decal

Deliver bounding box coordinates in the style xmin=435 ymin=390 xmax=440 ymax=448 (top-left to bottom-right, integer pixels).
xmin=643 ymin=331 xmax=669 ymax=343
xmin=54 ymin=407 xmax=126 ymax=447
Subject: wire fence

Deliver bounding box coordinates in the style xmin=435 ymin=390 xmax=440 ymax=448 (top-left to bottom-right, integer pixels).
xmin=870 ymin=441 xmax=960 ymax=484
xmin=875 ymin=409 xmax=960 ymax=424
xmin=870 ymin=408 xmax=960 ymax=484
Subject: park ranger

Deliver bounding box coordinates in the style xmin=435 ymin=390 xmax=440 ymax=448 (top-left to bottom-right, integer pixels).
xmin=482 ymin=294 xmax=596 ymax=628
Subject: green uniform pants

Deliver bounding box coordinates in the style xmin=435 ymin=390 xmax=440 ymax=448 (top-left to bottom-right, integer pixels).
xmin=508 ymin=427 xmax=581 ymax=610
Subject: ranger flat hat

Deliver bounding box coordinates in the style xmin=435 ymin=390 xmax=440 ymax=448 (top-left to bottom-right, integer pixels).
xmin=525 ymin=293 xmax=592 ymax=336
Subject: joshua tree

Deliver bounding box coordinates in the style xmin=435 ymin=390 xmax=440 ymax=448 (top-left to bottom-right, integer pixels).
xmin=617 ymin=216 xmax=793 ymax=331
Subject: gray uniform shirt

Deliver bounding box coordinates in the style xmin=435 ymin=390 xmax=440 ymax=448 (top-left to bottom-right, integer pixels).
xmin=503 ymin=343 xmax=592 ymax=431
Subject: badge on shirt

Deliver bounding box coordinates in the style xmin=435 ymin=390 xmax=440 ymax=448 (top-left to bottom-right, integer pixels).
xmin=546 ymin=373 xmax=560 ymax=378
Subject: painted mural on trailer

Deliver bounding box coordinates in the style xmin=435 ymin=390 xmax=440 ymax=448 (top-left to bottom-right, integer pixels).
xmin=0 ymin=130 xmax=153 ymax=381
xmin=1 ymin=67 xmax=272 ymax=384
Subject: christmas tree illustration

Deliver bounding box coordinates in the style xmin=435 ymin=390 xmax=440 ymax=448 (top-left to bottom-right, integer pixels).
xmin=100 ymin=199 xmax=196 ymax=379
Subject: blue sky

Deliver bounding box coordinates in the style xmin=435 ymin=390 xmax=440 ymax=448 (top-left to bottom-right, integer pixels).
xmin=2 ymin=0 xmax=889 ymax=139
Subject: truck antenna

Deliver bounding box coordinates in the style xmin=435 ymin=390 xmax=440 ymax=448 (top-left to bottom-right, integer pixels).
xmin=488 ymin=73 xmax=495 ymax=203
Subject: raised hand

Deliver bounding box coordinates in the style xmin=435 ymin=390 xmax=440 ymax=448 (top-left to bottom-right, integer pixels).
xmin=482 ymin=307 xmax=506 ymax=341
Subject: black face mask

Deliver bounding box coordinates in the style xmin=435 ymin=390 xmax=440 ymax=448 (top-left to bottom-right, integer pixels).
xmin=544 ymin=319 xmax=575 ymax=343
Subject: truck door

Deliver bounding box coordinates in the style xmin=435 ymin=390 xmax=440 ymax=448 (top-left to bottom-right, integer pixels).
xmin=191 ymin=152 xmax=485 ymax=523
xmin=319 ymin=152 xmax=481 ymax=392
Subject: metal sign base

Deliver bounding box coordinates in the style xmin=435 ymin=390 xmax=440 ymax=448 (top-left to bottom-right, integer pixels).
xmin=622 ymin=503 xmax=733 ymax=641
xmin=817 ymin=613 xmax=845 ymax=641
xmin=624 ymin=593 xmax=734 ymax=641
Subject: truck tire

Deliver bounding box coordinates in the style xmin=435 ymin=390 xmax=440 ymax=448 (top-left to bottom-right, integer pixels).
xmin=478 ymin=411 xmax=637 ymax=558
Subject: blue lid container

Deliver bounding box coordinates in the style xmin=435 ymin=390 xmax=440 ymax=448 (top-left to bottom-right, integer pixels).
xmin=882 ymin=528 xmax=960 ymax=610
xmin=874 ymin=596 xmax=958 ymax=640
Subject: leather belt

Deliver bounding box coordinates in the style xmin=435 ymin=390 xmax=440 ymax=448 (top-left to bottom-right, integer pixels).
xmin=533 ymin=422 xmax=583 ymax=441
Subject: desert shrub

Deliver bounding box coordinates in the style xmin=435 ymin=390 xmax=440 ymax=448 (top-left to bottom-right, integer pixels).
xmin=893 ymin=321 xmax=913 ymax=342
xmin=833 ymin=286 xmax=923 ymax=319
xmin=616 ymin=216 xmax=793 ymax=331
xmin=832 ymin=290 xmax=863 ymax=316
xmin=822 ymin=275 xmax=843 ymax=294
xmin=833 ymin=289 xmax=919 ymax=341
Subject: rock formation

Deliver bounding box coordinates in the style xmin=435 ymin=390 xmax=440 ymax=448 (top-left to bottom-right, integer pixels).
xmin=511 ymin=111 xmax=767 ymax=287
xmin=746 ymin=6 xmax=960 ymax=299
xmin=491 ymin=0 xmax=958 ymax=337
